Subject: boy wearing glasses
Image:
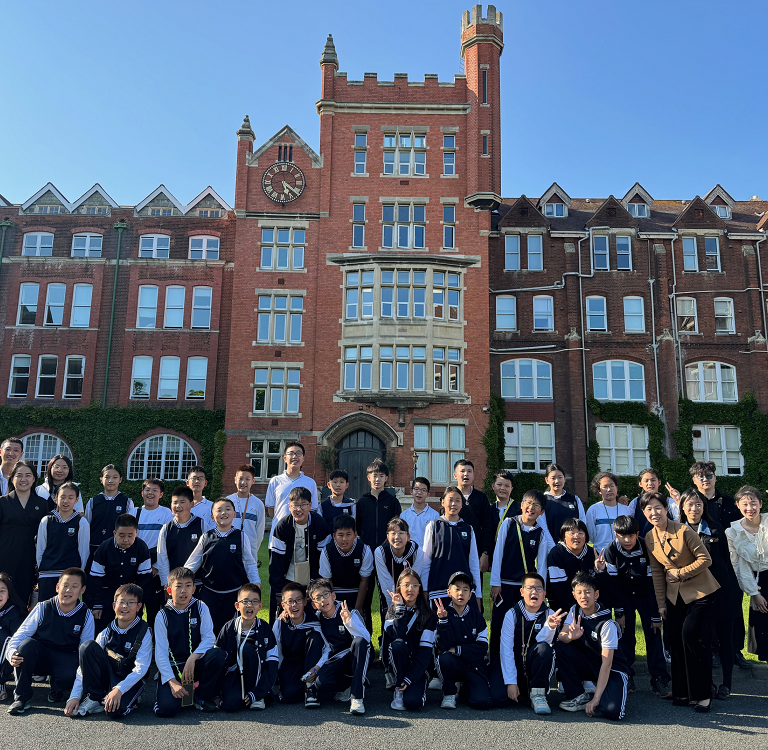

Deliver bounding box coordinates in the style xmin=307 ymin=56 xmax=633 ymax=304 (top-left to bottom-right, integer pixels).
xmin=65 ymin=583 xmax=152 ymax=718
xmin=269 ymin=487 xmax=331 ymax=624
xmin=265 ymin=442 xmax=319 ymax=533
xmin=400 ymin=477 xmax=439 ymax=548
xmin=216 ymin=583 xmax=278 ymax=711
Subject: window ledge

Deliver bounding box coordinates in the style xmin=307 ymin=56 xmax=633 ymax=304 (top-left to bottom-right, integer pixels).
xmin=249 ymin=413 xmax=302 ymax=419
xmin=252 ymin=341 xmax=305 ymax=347
xmin=258 ymin=268 xmax=308 ymax=273
xmin=678 ymin=331 xmax=702 ymax=336
xmin=350 ymin=173 xmax=370 ymax=178
xmin=126 ymin=328 xmax=218 ymax=333
xmin=715 ymin=331 xmax=738 ymax=336
xmin=334 ymin=392 xmax=469 ymax=407
xmin=531 ymin=329 xmax=557 ymax=334
xmin=586 ymin=330 xmax=611 ymax=335
xmin=378 ymin=174 xmax=430 ymax=179
xmin=623 ymin=331 xmax=647 ymax=335
xmin=440 ymin=174 xmax=460 ymax=179
xmin=502 ymin=398 xmax=554 ymax=403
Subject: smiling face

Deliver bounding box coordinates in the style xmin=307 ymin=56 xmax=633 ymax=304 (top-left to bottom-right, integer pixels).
xmin=638 ymin=472 xmax=660 ymax=494
xmin=310 ymin=586 xmax=336 ymax=616
xmin=737 ymin=493 xmax=761 ymax=522
xmin=141 ymin=482 xmax=163 ymax=509
xmin=411 ymin=481 xmax=429 ymax=506
xmin=281 ymin=590 xmax=306 ymax=622
xmin=55 ymin=487 xmax=78 ymax=516
xmin=212 ymin=500 xmax=235 ymax=529
xmin=492 ymin=477 xmax=513 ymax=504
xmin=563 ymin=526 xmax=586 ymax=554
xmin=545 ymin=470 xmax=566 ymax=496
xmin=441 ymin=490 xmax=463 ymax=520
xmin=692 ymin=470 xmax=716 ymax=497
xmin=1 ymin=440 xmax=23 ymax=467
xmin=283 ymin=447 xmax=305 ymax=473
xmin=387 ymin=526 xmax=410 ymax=553
xmin=520 ymin=497 xmax=544 ymax=526
xmin=50 ymin=458 xmax=70 ymax=483
xmin=101 ymin=469 xmax=121 ymax=495
xmin=289 ymin=496 xmax=310 ymax=524
xmin=521 ymin=579 xmax=545 ymax=609
xmin=171 ymin=494 xmax=192 ymax=521
xmin=683 ymin=495 xmax=704 ymax=524
xmin=167 ymin=577 xmax=195 ymax=608
xmin=187 ymin=471 xmax=207 ymax=498
xmin=235 ymin=591 xmax=262 ymax=623
xmin=11 ymin=465 xmax=35 ymax=493
xmin=56 ymin=574 xmax=85 ymax=610
xmin=328 ymin=477 xmax=349 ymax=497
xmin=235 ymin=470 xmax=255 ymax=497
xmin=112 ymin=594 xmax=141 ymax=626
xmin=643 ymin=497 xmax=668 ymax=528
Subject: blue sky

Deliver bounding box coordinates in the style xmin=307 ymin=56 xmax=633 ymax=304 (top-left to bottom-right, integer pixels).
xmin=1 ymin=0 xmax=766 ymax=206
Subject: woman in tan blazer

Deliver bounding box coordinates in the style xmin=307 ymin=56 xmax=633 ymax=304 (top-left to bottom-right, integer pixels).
xmin=642 ymin=491 xmax=719 ymax=712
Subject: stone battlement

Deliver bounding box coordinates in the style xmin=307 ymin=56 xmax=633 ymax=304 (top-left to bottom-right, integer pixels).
xmin=461 ymin=4 xmax=503 ymax=32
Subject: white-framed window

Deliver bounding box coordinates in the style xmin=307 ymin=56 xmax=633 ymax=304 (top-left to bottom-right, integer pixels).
xmin=189 ymin=236 xmax=220 ymax=260
xmin=501 ymin=359 xmax=553 ymax=399
xmin=685 ymin=361 xmax=737 ymax=402
xmin=127 ymin=434 xmax=198 ymax=481
xmin=714 ymin=297 xmax=735 ymax=333
xmin=593 ymin=235 xmax=609 ymax=270
xmin=64 ymin=355 xmax=84 ymax=399
xmin=682 ymin=236 xmax=698 ymax=271
xmin=527 ymin=235 xmax=543 ymax=270
xmin=163 ymin=286 xmax=185 ymax=329
xmin=253 ymin=366 xmax=301 ymax=414
xmin=443 ymin=205 xmax=455 ymax=249
xmin=158 ymin=356 xmax=180 ymax=399
xmin=8 ymin=354 xmax=31 ymax=397
xmin=352 ymin=204 xmax=366 ymax=247
xmin=149 ymin=207 xmax=173 ymax=217
xmin=596 ymin=423 xmax=649 ymax=474
xmin=623 ymin=296 xmax=645 ymax=332
xmin=131 ymin=356 xmax=153 ymax=399
xmin=21 ymin=433 xmax=73 ymax=475
xmin=593 ymin=360 xmax=645 ymax=401
xmin=71 ymin=233 xmax=102 ymax=257
xmin=44 ymin=283 xmax=66 ymax=326
xmin=533 ymin=295 xmax=554 ymax=331
xmin=35 ymin=205 xmax=61 ymax=215
xmin=504 ymin=235 xmax=520 ymax=270
xmin=136 ymin=286 xmax=158 ymax=329
xmin=84 ymin=207 xmax=109 ymax=216
xmin=616 ymin=236 xmax=632 ymax=270
xmin=693 ymin=425 xmax=743 ymax=476
xmin=36 ymin=355 xmax=58 ymax=398
xmin=711 ymin=204 xmax=731 ymax=219
xmin=586 ymin=296 xmax=607 ymax=331
xmin=139 ymin=234 xmax=170 ymax=259
xmin=414 ymin=423 xmax=465 ymax=484
xmin=677 ymin=297 xmax=698 ymax=332
xmin=382 ymin=203 xmax=426 ymax=250
xmin=544 ymin=202 xmax=565 ymax=217
xmin=432 ymin=271 xmax=460 ymax=321
xmin=191 ymin=286 xmax=212 ymax=329
xmin=70 ymin=284 xmax=93 ymax=327
xmin=705 ymin=237 xmax=720 ymax=272
xmin=433 ymin=347 xmax=461 ymax=392
xmin=383 ymin=132 xmax=426 ymax=176
xmin=628 ymin=203 xmax=648 ymax=218
xmin=260 ymin=228 xmax=305 ymax=270
xmin=380 ymin=346 xmax=393 ymax=390
xmin=354 ymin=133 xmax=368 ymax=174
xmin=17 ymin=283 xmax=39 ymax=326
xmin=495 ymin=296 xmax=516 ymax=330
xmin=397 ymin=270 xmax=425 ymax=318
xmin=185 ymin=357 xmax=208 ymax=400
xmin=345 ymin=271 xmax=374 ymax=320
xmin=196 ymin=209 xmax=220 ymax=218
xmin=249 ymin=439 xmax=287 ymax=481
xmin=257 ymin=294 xmax=303 ymax=343
xmin=344 ymin=346 xmax=374 ymax=391
xmin=23 ymin=232 xmax=54 ymax=257
xmin=504 ymin=421 xmax=555 ymax=472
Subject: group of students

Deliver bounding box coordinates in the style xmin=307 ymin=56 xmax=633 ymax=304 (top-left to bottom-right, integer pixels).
xmin=1 ymin=433 xmax=767 ymax=722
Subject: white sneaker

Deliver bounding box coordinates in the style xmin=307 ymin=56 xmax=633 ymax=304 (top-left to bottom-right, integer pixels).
xmin=582 ymin=680 xmax=596 ymax=695
xmin=350 ymin=698 xmax=365 ymax=715
xmin=384 ymin=670 xmax=396 ymax=689
xmin=559 ymin=692 xmax=591 ymax=712
xmin=334 ymin=687 xmax=351 ymax=702
xmin=440 ymin=694 xmax=457 ymax=710
xmin=428 ymin=676 xmax=443 ymax=690
xmin=77 ymin=697 xmax=105 ymax=716
xmin=390 ymin=691 xmax=405 ymax=711
xmin=249 ymin=698 xmax=266 ymax=710
xmin=530 ymin=688 xmax=551 ymax=715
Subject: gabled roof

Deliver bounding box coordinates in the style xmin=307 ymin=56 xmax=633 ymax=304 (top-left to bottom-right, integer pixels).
xmin=21 ymin=182 xmax=71 ymax=211
xmin=586 ymin=195 xmax=635 ymax=228
xmin=0 ymin=193 xmax=10 ymax=207
xmin=497 ymin=195 xmax=549 ymax=229
xmin=621 ymin=182 xmax=654 ymax=209
xmin=249 ymin=125 xmax=322 ymax=168
xmin=537 ymin=182 xmax=571 ymax=209
xmin=70 ymin=183 xmax=119 ymax=211
xmin=135 ymin=185 xmax=186 ymax=214
xmin=183 ymin=186 xmax=232 ymax=214
xmin=672 ymin=196 xmax=726 ymax=229
xmin=704 ymin=184 xmax=735 ymax=209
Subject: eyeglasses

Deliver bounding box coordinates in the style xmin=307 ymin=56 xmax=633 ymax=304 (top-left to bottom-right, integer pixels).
xmin=522 ymin=586 xmax=544 ymax=593
xmin=289 ymin=501 xmax=311 ymax=508
xmin=285 ymin=452 xmax=304 ymax=458
xmin=114 ymin=601 xmax=138 ymax=607
xmin=401 ymin=582 xmax=421 ymax=590
xmin=237 ymin=599 xmax=261 ymax=606
xmin=284 ymin=598 xmax=304 ymax=607
xmin=566 ymin=530 xmax=586 ymax=536
xmin=311 ymin=591 xmax=333 ymax=602
xmin=695 ymin=473 xmax=715 ymax=481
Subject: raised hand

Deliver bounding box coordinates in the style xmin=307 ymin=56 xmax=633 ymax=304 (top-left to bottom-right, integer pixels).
xmin=617 ymin=495 xmax=631 ymax=506
xmin=594 ymin=549 xmax=606 ymax=572
xmin=546 ymin=608 xmax=565 ymax=629
xmin=388 ymin=589 xmax=403 ymax=606
xmin=435 ymin=599 xmax=448 ymax=619
xmin=665 ymin=483 xmax=681 ymax=502
xmin=567 ymin=615 xmax=584 ymax=641
xmin=340 ymin=600 xmax=352 ymax=624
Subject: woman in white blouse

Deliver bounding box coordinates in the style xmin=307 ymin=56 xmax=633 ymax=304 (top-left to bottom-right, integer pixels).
xmin=725 ymin=485 xmax=768 ymax=661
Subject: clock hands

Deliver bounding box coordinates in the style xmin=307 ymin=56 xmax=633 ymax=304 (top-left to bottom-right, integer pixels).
xmin=282 ymin=181 xmax=300 ymax=196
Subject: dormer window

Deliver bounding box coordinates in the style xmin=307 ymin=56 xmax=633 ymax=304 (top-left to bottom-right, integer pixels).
xmin=712 ymin=205 xmax=731 ymax=219
xmin=36 ymin=206 xmax=61 ymax=215
xmin=628 ymin=203 xmax=648 ymax=218
xmin=150 ymin=207 xmax=173 ymax=217
xmin=544 ymin=203 xmax=565 ymax=217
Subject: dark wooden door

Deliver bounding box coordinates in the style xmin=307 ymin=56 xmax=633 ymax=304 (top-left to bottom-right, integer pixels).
xmin=337 ymin=430 xmax=386 ymax=500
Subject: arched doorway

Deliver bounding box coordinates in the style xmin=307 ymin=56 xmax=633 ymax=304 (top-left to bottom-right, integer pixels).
xmin=337 ymin=430 xmax=386 ymax=500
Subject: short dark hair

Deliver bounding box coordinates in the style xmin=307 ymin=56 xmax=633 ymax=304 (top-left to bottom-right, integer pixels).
xmin=1 ymin=436 xmax=23 ymax=450
xmin=366 ymin=458 xmax=389 ymax=476
xmin=453 ymin=458 xmax=474 ymax=470
xmin=387 ymin=517 xmax=410 ymax=534
xmin=590 ymin=471 xmax=619 ymax=497
xmin=559 ymin=517 xmax=589 ymax=543
xmin=332 ymin=514 xmax=356 ymax=533
xmin=412 ymin=476 xmax=430 ymax=491
xmin=46 ymin=453 xmax=73 ymax=485
xmin=544 ymin=463 xmax=567 ymax=478
xmin=329 ymin=469 xmax=349 ymax=482
xmin=639 ymin=491 xmax=668 ymax=512
xmin=678 ymin=487 xmax=714 ymax=525
xmin=187 ymin=465 xmax=207 ymax=479
xmin=637 ymin=467 xmax=659 ymax=482
xmin=171 ymin=485 xmax=194 ymax=503
xmin=235 ymin=464 xmax=256 ymax=478
xmin=735 ymin=485 xmax=762 ymax=505
xmin=100 ymin=463 xmax=123 ymax=479
xmin=281 ymin=581 xmax=305 ymax=598
xmin=60 ymin=567 xmax=86 ymax=586
xmin=168 ymin=567 xmax=195 ymax=585
xmin=689 ymin=461 xmax=716 ymax=477
xmin=212 ymin=496 xmax=236 ymax=512
xmin=9 ymin=459 xmax=38 ymax=488
xmin=307 ymin=578 xmax=334 ymax=599
xmin=284 ymin=441 xmax=305 ymax=456
xmin=114 ymin=583 xmax=144 ymax=604
xmin=237 ymin=582 xmax=261 ymax=599
xmin=521 ymin=572 xmax=545 ymax=589
xmin=613 ymin=515 xmax=639 ymax=535
xmin=142 ymin=477 xmax=165 ymax=492
xmin=571 ymin=571 xmax=598 ymax=592
xmin=115 ymin=513 xmax=138 ymax=531
xmin=288 ymin=486 xmax=312 ymax=504
xmin=521 ymin=489 xmax=547 ymax=511
xmin=439 ymin=485 xmax=464 ymax=514
xmin=493 ymin=470 xmax=515 ymax=484
xmin=54 ymin=481 xmax=80 ymax=500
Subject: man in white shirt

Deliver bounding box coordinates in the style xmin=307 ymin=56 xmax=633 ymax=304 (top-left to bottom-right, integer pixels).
xmin=399 ymin=477 xmax=439 ymax=548
xmin=265 ymin=442 xmax=318 ymax=539
xmin=187 ymin=466 xmax=213 ymax=529
xmin=226 ymin=464 xmax=266 ymax=555
xmin=0 ymin=437 xmax=23 ymax=496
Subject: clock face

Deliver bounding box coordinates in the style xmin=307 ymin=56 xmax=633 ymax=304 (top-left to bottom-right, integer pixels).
xmin=262 ymin=162 xmax=305 ymax=203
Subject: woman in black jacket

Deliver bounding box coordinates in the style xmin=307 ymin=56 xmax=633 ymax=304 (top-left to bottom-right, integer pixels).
xmin=679 ymin=487 xmax=739 ymax=700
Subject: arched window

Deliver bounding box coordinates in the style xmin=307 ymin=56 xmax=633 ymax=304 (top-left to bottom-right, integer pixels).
xmin=501 ymin=359 xmax=552 ymax=399
xmin=21 ymin=433 xmax=73 ymax=475
xmin=593 ymin=361 xmax=645 ymax=401
xmin=127 ymin=434 xmax=197 ymax=481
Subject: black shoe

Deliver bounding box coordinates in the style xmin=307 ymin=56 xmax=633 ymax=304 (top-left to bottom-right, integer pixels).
xmin=627 ymin=677 xmax=636 ymax=693
xmin=193 ymin=699 xmax=218 ymax=713
xmin=712 ymin=651 xmax=721 ymax=669
xmin=8 ymin=699 xmax=31 ymax=715
xmin=47 ymin=690 xmax=64 ymax=704
xmin=672 ymin=697 xmax=690 ymax=707
xmin=735 ymin=652 xmax=752 ymax=669
xmin=651 ymin=676 xmax=672 ymax=699
xmin=694 ymin=700 xmax=711 ymax=713
xmin=304 ymin=684 xmax=320 ymax=709
xmin=716 ymin=685 xmax=730 ymax=701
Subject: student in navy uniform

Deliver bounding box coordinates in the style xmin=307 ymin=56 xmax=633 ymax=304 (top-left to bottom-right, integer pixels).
xmin=385 ymin=569 xmax=437 ymax=712
xmin=37 ymin=454 xmax=84 ymax=514
xmin=556 ymin=572 xmax=630 ymax=720
xmin=184 ymin=497 xmax=260 ymax=637
xmin=489 ymin=490 xmax=553 ymax=658
xmin=84 ymin=465 xmax=134 ymax=558
xmin=157 ymin=486 xmax=206 ymax=588
xmin=546 ymin=517 xmax=596 ymax=613
xmin=434 ymin=572 xmax=491 ymax=710
xmin=36 ymin=481 xmax=90 ymax=602
xmin=318 ymin=515 xmax=374 ymax=612
xmin=269 ymin=487 xmax=331 ymax=625
xmin=64 ymin=583 xmax=152 ymax=718
xmin=308 ymin=578 xmax=371 ymax=715
xmin=153 ymin=566 xmax=226 ymax=715
xmin=216 ymin=582 xmax=278 ymax=712
xmin=454 ymin=460 xmax=497 ymax=576
xmin=272 ymin=581 xmax=329 ymax=708
xmin=596 ymin=514 xmax=670 ymax=697
xmin=320 ymin=469 xmax=356 ymax=523
xmin=6 ymin=568 xmax=95 ymax=715
xmin=542 ymin=463 xmax=587 ymax=543
xmin=0 ymin=572 xmax=27 ymax=702
xmin=491 ymin=572 xmax=563 ymax=715
xmin=86 ymin=514 xmax=152 ymax=635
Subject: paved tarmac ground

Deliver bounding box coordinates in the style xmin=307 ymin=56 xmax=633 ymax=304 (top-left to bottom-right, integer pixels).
xmin=1 ymin=664 xmax=767 ymax=750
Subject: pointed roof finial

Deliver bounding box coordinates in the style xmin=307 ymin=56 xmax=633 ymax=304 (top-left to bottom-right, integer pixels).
xmin=237 ymin=114 xmax=255 ymax=142
xmin=320 ymin=34 xmax=338 ymax=67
